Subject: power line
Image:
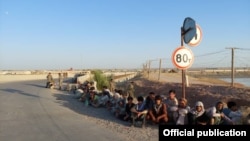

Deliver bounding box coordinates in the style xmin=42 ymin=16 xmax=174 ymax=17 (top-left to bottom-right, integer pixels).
xmin=196 ymin=50 xmax=227 ymax=57
xmin=194 ymin=52 xmax=230 ymax=66
xmin=145 ymin=48 xmax=249 ymax=69
xmin=235 ymin=57 xmax=250 ymax=67
xmin=238 ymin=48 xmax=250 ymax=50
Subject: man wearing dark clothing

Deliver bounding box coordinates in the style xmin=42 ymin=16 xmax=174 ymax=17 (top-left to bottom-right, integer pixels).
xmin=145 ymin=92 xmax=155 ymax=120
xmin=148 ymin=95 xmax=168 ymax=124
xmin=130 ymin=96 xmax=148 ymax=128
xmin=46 ymin=72 xmax=54 ymax=88
xmin=123 ymin=97 xmax=135 ymax=121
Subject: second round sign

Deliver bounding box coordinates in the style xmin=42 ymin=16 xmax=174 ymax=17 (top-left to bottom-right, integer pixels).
xmin=172 ymin=46 xmax=194 ymax=70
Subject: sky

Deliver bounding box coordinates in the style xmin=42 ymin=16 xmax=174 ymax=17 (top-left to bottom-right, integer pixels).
xmin=0 ymin=0 xmax=250 ymax=70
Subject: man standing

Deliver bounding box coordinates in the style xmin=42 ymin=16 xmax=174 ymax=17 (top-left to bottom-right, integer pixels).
xmin=58 ymin=73 xmax=63 ymax=90
xmin=46 ymin=72 xmax=54 ymax=88
xmin=109 ymin=78 xmax=115 ymax=93
xmin=126 ymin=81 xmax=135 ymax=98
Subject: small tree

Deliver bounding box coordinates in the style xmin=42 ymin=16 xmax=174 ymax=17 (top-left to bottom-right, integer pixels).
xmin=91 ymin=70 xmax=109 ymax=90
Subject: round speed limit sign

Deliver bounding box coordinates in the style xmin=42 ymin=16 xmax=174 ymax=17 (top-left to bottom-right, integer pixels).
xmin=172 ymin=46 xmax=194 ymax=70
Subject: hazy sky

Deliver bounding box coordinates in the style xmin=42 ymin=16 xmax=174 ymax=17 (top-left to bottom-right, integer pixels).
xmin=0 ymin=0 xmax=250 ymax=70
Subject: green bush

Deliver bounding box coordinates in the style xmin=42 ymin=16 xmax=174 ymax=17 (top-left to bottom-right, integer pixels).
xmin=91 ymin=70 xmax=109 ymax=90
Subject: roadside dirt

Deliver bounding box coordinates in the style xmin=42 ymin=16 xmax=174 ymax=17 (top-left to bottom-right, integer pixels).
xmin=116 ymin=72 xmax=250 ymax=124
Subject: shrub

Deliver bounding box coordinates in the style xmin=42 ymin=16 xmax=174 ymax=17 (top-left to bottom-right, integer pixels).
xmin=91 ymin=70 xmax=109 ymax=90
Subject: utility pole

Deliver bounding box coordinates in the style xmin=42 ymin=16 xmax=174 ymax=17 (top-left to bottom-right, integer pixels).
xmin=148 ymin=60 xmax=151 ymax=79
xmin=226 ymin=47 xmax=239 ymax=87
xmin=147 ymin=59 xmax=158 ymax=79
xmin=144 ymin=62 xmax=148 ymax=74
xmin=158 ymin=59 xmax=162 ymax=81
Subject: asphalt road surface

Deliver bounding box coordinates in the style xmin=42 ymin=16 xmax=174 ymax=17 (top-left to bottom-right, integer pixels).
xmin=0 ymin=80 xmax=128 ymax=141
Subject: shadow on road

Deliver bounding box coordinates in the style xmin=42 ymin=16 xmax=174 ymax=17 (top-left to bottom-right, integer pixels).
xmin=25 ymin=83 xmax=46 ymax=88
xmin=50 ymin=77 xmax=161 ymax=129
xmin=52 ymin=92 xmax=131 ymax=127
xmin=0 ymin=88 xmax=40 ymax=98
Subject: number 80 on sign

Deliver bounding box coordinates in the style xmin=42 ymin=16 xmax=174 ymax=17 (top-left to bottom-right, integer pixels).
xmin=172 ymin=46 xmax=194 ymax=70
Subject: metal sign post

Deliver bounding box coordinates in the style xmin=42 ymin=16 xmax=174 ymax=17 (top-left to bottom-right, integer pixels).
xmin=172 ymin=45 xmax=194 ymax=99
xmin=182 ymin=17 xmax=196 ymax=99
xmin=171 ymin=17 xmax=202 ymax=99
xmin=181 ymin=28 xmax=186 ymax=99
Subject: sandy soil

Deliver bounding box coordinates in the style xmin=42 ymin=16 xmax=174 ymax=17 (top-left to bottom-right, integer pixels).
xmin=125 ymin=72 xmax=250 ymax=123
xmin=131 ymin=72 xmax=250 ymax=108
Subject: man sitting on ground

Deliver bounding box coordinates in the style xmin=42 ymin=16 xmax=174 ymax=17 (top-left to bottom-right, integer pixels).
xmin=206 ymin=101 xmax=232 ymax=125
xmin=148 ymin=95 xmax=168 ymax=125
xmin=130 ymin=96 xmax=148 ymax=128
xmin=123 ymin=96 xmax=135 ymax=121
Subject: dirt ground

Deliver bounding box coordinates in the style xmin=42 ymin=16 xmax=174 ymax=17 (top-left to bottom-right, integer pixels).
xmin=116 ymin=72 xmax=250 ymax=124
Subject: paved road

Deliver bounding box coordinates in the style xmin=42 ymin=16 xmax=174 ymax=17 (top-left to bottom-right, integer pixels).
xmin=0 ymin=80 xmax=127 ymax=141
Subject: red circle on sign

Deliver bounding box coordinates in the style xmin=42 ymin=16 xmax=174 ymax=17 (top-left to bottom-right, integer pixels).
xmin=172 ymin=46 xmax=194 ymax=70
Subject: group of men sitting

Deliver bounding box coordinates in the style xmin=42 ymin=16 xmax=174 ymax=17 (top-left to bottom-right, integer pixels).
xmin=71 ymin=81 xmax=245 ymax=127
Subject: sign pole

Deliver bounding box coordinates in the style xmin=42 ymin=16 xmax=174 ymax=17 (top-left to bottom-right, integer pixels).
xmin=181 ymin=28 xmax=186 ymax=99
xmin=174 ymin=17 xmax=202 ymax=99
